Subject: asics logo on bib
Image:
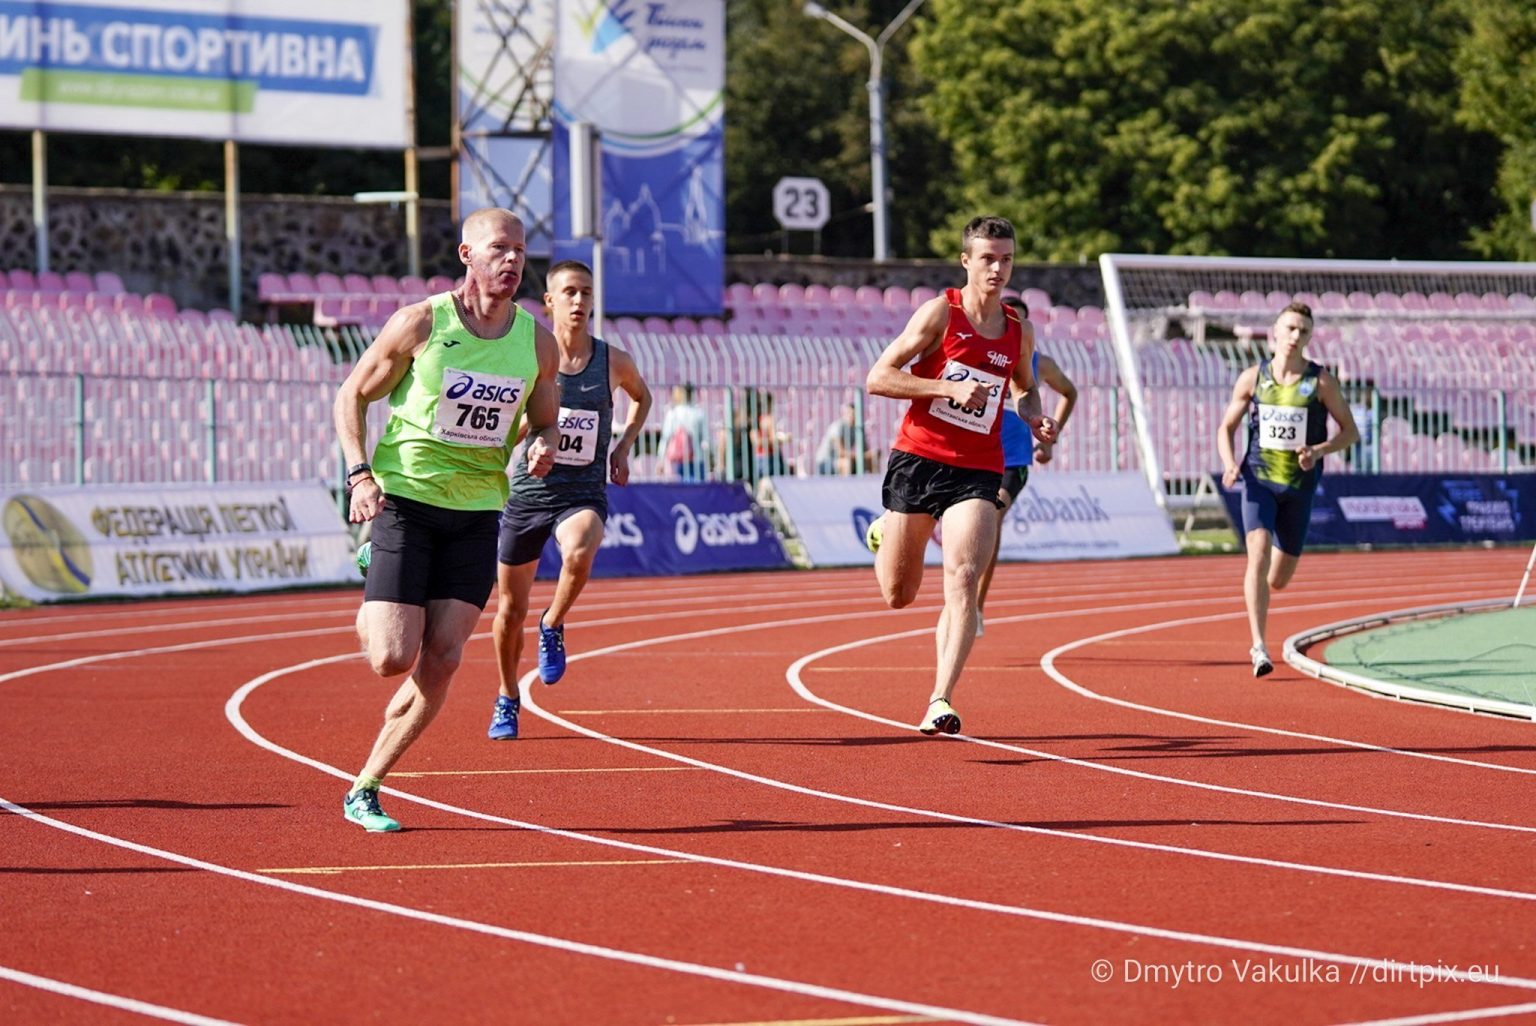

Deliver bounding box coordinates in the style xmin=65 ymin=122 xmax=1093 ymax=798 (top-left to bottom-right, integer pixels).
xmin=672 ymin=503 xmax=760 ymax=555
xmin=559 ymin=410 xmax=599 ymax=431
xmin=446 ymin=372 xmax=523 ymax=404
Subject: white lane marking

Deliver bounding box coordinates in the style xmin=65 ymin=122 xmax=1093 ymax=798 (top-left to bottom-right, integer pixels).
xmin=0 ymin=963 xmax=242 ymax=1026
xmin=0 ymin=797 xmax=1037 ymax=1026
xmin=1038 ymin=606 xmax=1536 ymax=776
xmin=226 ymin=642 xmax=1536 ymax=992
xmin=1333 ymin=1001 xmax=1536 ymax=1026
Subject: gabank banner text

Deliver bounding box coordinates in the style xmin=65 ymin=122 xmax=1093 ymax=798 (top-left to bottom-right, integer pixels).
xmin=536 ymin=483 xmax=789 ymax=578
xmin=769 ymin=471 xmax=1177 ymax=568
xmin=0 ymin=0 xmax=408 ymax=147
xmin=1215 ymin=473 xmax=1536 ymax=546
xmin=0 ymin=482 xmax=357 ymax=601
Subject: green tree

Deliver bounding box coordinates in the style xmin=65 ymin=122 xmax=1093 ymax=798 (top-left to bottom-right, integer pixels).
xmin=725 ymin=0 xmax=952 ymax=258
xmin=911 ymin=0 xmax=1498 ymax=261
xmin=1455 ymin=2 xmax=1536 ymax=260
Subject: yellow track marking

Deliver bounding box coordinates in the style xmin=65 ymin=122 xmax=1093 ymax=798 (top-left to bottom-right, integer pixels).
xmin=260 ymin=858 xmax=685 ymax=876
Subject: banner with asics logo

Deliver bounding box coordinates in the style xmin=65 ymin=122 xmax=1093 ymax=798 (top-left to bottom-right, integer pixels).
xmin=536 ymin=483 xmax=789 ymax=578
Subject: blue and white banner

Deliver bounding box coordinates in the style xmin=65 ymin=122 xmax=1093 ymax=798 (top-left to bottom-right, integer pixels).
xmin=770 ymin=471 xmax=1178 ymax=568
xmin=1215 ymin=473 xmax=1536 ymax=546
xmin=0 ymin=0 xmax=409 ymax=146
xmin=536 ymin=482 xmax=789 ymax=578
xmin=455 ymin=0 xmax=555 ymax=254
xmin=551 ymin=0 xmax=723 ymax=315
xmin=0 ymin=482 xmax=357 ymax=602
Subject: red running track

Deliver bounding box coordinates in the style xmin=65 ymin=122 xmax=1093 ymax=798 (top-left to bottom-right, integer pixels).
xmin=3 ymin=547 xmax=1536 ymax=1026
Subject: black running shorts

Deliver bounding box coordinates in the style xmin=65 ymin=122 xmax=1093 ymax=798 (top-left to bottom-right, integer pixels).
xmin=498 ymin=501 xmax=607 ymax=566
xmin=1001 ymin=465 xmax=1030 ymax=503
xmin=363 ymin=494 xmax=501 ymax=609
xmin=881 ymin=449 xmax=1005 ymax=519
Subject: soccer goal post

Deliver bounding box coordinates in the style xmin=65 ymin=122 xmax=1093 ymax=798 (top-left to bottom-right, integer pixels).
xmin=1099 ymin=253 xmax=1536 ymax=511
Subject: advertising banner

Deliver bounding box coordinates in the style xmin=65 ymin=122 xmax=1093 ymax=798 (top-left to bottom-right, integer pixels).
xmin=0 ymin=482 xmax=358 ymax=602
xmin=536 ymin=482 xmax=789 ymax=578
xmin=0 ymin=0 xmax=409 ymax=147
xmin=1214 ymin=473 xmax=1536 ymax=546
xmin=770 ymin=471 xmax=1178 ymax=568
xmin=455 ymin=0 xmax=554 ymax=254
xmin=551 ymin=0 xmax=723 ymax=315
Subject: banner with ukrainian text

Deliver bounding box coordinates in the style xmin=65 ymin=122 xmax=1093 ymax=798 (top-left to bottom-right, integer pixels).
xmin=0 ymin=482 xmax=358 ymax=602
xmin=0 ymin=0 xmax=408 ymax=147
xmin=551 ymin=0 xmax=723 ymax=315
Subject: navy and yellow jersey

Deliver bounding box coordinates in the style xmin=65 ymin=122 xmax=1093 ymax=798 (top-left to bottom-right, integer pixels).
xmin=1243 ymin=360 xmax=1328 ymax=489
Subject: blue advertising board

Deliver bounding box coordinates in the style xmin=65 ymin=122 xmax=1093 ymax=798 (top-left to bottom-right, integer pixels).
xmin=1214 ymin=473 xmax=1536 ymax=546
xmin=536 ymin=483 xmax=789 ymax=578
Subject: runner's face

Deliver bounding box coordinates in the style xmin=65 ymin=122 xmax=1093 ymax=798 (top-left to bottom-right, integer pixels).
xmin=545 ymin=270 xmax=593 ymax=331
xmin=1271 ymin=311 xmax=1313 ymax=359
xmin=961 ymin=237 xmax=1014 ymax=294
xmin=463 ymin=218 xmax=526 ymax=299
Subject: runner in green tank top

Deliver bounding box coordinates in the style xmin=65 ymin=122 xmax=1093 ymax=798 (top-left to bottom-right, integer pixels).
xmin=1217 ymin=302 xmax=1359 ymax=679
xmin=332 ymin=207 xmax=561 ymax=832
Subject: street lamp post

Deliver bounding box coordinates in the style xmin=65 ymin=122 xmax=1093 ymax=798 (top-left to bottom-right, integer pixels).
xmin=803 ymin=0 xmax=926 ymax=262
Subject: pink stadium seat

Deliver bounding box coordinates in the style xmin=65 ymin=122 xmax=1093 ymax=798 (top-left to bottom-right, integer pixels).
xmin=1401 ymin=291 xmax=1430 ymax=311
xmin=699 ymin=317 xmax=728 ymax=336
xmin=35 ymin=270 xmax=65 ymax=293
xmin=179 ymin=309 xmax=208 ymax=328
xmin=1374 ymin=292 xmax=1405 ymax=312
xmin=426 ymin=274 xmax=455 ymax=293
xmin=910 ymin=286 xmax=939 ymax=306
xmin=208 ymin=308 xmax=236 ymax=323
xmin=314 ymin=272 xmax=346 ymax=298
xmin=1429 ymin=292 xmax=1456 ymax=312
xmin=371 ymin=274 xmax=399 ymax=295
xmin=1238 ymin=290 xmax=1267 ymax=311
xmin=144 ymin=293 xmax=177 ymax=318
xmin=54 ymin=290 xmax=90 ymax=312
xmin=854 ymin=285 xmax=883 ymax=306
xmin=752 ymin=282 xmax=779 ymax=303
xmin=85 ymin=291 xmax=115 ymax=312
xmin=1481 ymin=292 xmax=1511 ymax=311
xmin=64 ymin=271 xmax=94 ymax=292
xmin=726 ymin=282 xmax=755 ymax=308
xmin=341 ymin=273 xmax=373 ymax=297
xmin=642 ymin=316 xmax=673 ymax=333
xmin=7 ymin=269 xmax=35 ymax=290
xmin=779 ymin=283 xmax=807 ymax=306
xmin=286 ymin=272 xmax=318 ymax=298
xmin=611 ymin=316 xmax=644 ymax=337
xmin=398 ymin=274 xmax=430 ymax=295
xmin=1265 ymin=290 xmax=1292 ymax=311
xmin=312 ymin=297 xmax=344 ymax=327
xmin=1021 ymin=287 xmax=1053 ymax=312
xmin=93 ymin=271 xmax=126 ymax=295
xmin=671 ymin=316 xmax=700 ymax=335
xmin=114 ymin=293 xmax=145 ymax=316
xmin=883 ymin=285 xmax=911 ymax=310
xmin=257 ymin=272 xmax=288 ymax=303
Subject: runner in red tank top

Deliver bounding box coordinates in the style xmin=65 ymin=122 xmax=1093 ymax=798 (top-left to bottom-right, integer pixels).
xmin=864 ymin=216 xmax=1058 ymax=736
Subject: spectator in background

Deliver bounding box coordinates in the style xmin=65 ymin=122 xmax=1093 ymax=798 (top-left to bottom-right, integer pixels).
xmin=751 ymin=388 xmax=792 ymax=479
xmin=659 ymin=383 xmax=708 ymax=481
xmin=815 ymin=401 xmax=876 ymax=475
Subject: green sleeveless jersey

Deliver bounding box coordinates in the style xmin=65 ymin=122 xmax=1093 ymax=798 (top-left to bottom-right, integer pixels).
xmin=1245 ymin=360 xmax=1327 ymax=489
xmin=371 ymin=293 xmax=539 ymax=511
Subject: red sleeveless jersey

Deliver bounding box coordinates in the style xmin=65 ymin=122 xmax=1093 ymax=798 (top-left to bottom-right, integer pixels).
xmin=892 ymin=288 xmax=1023 ymax=472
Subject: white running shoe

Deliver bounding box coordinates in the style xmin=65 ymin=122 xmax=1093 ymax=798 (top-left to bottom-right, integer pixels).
xmin=975 ymin=611 xmax=985 ymax=638
xmin=1250 ymin=645 xmax=1274 ymax=678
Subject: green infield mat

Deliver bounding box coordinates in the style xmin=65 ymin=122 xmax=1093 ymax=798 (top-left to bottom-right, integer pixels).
xmin=1322 ymin=606 xmax=1536 ymax=711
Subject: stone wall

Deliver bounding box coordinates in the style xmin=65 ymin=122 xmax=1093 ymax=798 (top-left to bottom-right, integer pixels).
xmin=0 ymin=185 xmax=1106 ymax=313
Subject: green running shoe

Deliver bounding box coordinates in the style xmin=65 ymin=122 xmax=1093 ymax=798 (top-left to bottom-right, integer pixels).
xmin=355 ymin=540 xmax=371 ymax=578
xmin=343 ymin=787 xmax=399 ymax=831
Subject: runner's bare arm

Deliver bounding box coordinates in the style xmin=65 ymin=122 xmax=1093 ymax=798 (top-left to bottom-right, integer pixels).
xmin=607 ymin=346 xmax=653 ymax=486
xmin=1011 ymin=326 xmax=1056 ymax=443
xmin=1033 ymin=354 xmax=1078 ymax=463
xmin=523 ymin=323 xmax=562 ymax=478
xmin=333 ymin=301 xmax=433 ymax=520
xmin=1298 ymin=370 xmax=1360 ymax=471
xmin=866 ymin=298 xmax=987 ymax=409
xmin=1217 ymin=365 xmax=1260 ymax=487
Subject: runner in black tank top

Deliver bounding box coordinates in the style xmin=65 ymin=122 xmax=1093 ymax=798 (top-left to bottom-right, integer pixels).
xmin=487 ymin=260 xmax=653 ymax=740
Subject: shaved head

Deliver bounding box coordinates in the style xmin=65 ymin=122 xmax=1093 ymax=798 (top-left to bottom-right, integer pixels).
xmin=461 ymin=207 xmax=522 ymax=245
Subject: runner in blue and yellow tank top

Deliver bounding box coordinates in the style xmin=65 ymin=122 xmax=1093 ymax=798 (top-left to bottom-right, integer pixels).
xmin=487 ymin=259 xmax=653 ymax=741
xmin=1217 ymin=302 xmax=1359 ymax=679
xmin=332 ymin=207 xmax=561 ymax=832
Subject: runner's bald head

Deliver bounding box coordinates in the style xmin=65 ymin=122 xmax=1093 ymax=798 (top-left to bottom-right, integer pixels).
xmin=461 ymin=207 xmax=522 ymax=245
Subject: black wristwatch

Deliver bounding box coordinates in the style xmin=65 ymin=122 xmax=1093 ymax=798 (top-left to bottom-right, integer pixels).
xmin=345 ymin=462 xmax=373 ymax=483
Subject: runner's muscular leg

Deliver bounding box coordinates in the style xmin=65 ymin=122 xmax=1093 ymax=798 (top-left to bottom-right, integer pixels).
xmin=930 ymin=498 xmax=997 ymax=704
xmin=1243 ymin=528 xmax=1273 ymax=648
xmin=491 ymin=560 xmax=538 ymax=700
xmin=545 ymin=508 xmax=605 ymax=628
xmin=357 ymin=600 xmax=424 ymax=678
xmin=875 ymin=510 xmax=938 ymax=609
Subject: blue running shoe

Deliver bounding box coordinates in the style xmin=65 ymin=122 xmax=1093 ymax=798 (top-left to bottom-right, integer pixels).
xmin=355 ymin=540 xmax=371 ymax=578
xmin=488 ymin=694 xmax=520 ymax=740
xmin=537 ymin=610 xmax=566 ymax=684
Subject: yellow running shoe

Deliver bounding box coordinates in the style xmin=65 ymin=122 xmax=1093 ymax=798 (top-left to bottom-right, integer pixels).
xmin=918 ymin=697 xmax=961 ymax=736
xmin=864 ymin=514 xmax=884 ymax=554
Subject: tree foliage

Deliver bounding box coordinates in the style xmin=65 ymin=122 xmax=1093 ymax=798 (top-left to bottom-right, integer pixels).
xmin=1454 ymin=1 xmax=1536 ymax=260
xmin=910 ymin=0 xmax=1500 ymax=261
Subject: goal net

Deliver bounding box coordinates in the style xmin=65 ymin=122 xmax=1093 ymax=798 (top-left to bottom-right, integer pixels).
xmin=1098 ymin=254 xmax=1536 ymax=511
